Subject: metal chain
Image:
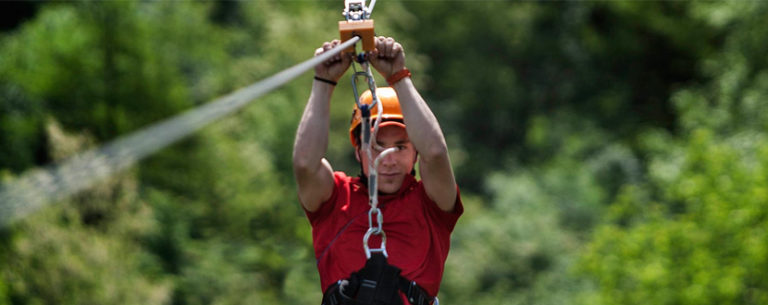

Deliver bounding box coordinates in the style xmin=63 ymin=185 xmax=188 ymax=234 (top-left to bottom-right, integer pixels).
xmin=350 ymin=45 xmax=397 ymax=260
xmin=345 ymin=2 xmax=442 ymax=302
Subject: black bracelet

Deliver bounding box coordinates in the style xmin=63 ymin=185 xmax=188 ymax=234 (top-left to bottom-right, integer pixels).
xmin=314 ymin=76 xmax=337 ymax=86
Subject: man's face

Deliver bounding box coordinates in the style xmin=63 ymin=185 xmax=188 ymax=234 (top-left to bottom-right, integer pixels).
xmin=357 ymin=125 xmax=417 ymax=194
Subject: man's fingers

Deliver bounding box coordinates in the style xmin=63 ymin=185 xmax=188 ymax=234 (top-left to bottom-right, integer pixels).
xmin=330 ymin=40 xmax=342 ymax=62
xmin=375 ymin=36 xmax=387 ymax=58
xmin=373 ymin=36 xmax=399 ymax=58
xmin=384 ymin=37 xmax=395 ymax=57
xmin=392 ymin=42 xmax=403 ymax=58
xmin=377 ymin=37 xmax=388 ymax=57
xmin=316 ymin=41 xmax=345 ymax=66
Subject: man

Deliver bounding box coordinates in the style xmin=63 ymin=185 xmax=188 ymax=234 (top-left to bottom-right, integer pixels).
xmin=293 ymin=36 xmax=462 ymax=304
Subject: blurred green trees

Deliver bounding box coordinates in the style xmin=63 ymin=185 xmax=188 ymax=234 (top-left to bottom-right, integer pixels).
xmin=1 ymin=1 xmax=767 ymax=304
xmin=581 ymin=2 xmax=768 ymax=304
xmin=582 ymin=130 xmax=768 ymax=305
xmin=398 ymin=1 xmax=715 ymax=192
xmin=1 ymin=1 xmax=329 ymax=304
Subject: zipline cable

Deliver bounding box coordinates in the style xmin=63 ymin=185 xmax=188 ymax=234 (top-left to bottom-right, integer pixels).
xmin=0 ymin=36 xmax=361 ymax=228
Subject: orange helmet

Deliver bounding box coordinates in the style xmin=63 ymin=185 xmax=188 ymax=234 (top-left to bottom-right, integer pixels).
xmin=349 ymin=87 xmax=405 ymax=146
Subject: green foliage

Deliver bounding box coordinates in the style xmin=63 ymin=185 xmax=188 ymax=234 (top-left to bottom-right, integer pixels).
xmin=0 ymin=278 xmax=7 ymax=305
xmin=1 ymin=119 xmax=166 ymax=305
xmin=673 ymin=3 xmax=768 ymax=134
xmin=0 ymin=1 xmax=329 ymax=304
xmin=0 ymin=81 xmax=46 ymax=172
xmin=443 ymin=165 xmax=600 ymax=304
xmin=1 ymin=3 xmax=187 ymax=139
xmin=3 ymin=203 xmax=169 ymax=305
xmin=581 ymin=2 xmax=768 ymax=305
xmin=582 ymin=130 xmax=768 ymax=305
xmin=399 ymin=2 xmax=713 ymax=192
xmin=1 ymin=1 xmax=768 ymax=304
xmin=442 ymin=120 xmax=645 ymax=304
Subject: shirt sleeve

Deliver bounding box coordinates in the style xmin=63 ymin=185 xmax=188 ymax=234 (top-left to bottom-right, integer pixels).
xmin=304 ymin=171 xmax=348 ymax=226
xmin=422 ymin=184 xmax=464 ymax=233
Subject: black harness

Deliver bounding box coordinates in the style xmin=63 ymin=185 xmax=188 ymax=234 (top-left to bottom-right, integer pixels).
xmin=322 ymin=253 xmax=435 ymax=305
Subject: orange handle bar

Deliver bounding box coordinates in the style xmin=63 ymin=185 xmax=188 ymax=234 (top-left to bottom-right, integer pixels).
xmin=339 ymin=19 xmax=375 ymax=53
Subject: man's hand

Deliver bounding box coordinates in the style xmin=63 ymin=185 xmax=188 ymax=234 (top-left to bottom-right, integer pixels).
xmin=314 ymin=40 xmax=352 ymax=82
xmin=369 ymin=36 xmax=406 ymax=79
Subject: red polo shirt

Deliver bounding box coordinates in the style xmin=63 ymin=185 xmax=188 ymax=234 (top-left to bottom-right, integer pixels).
xmin=305 ymin=171 xmax=463 ymax=300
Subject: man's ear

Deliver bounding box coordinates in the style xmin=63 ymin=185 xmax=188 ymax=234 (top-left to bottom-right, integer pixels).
xmin=409 ymin=152 xmax=419 ymax=177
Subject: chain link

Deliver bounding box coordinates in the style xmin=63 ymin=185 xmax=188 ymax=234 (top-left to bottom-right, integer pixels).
xmin=350 ymin=44 xmax=398 ymax=259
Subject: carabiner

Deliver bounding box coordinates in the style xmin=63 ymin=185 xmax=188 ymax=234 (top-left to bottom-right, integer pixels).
xmin=363 ymin=227 xmax=388 ymax=259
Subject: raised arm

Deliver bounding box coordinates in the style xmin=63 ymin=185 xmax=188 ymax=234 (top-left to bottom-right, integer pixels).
xmin=293 ymin=40 xmax=351 ymax=212
xmin=369 ymin=36 xmax=458 ymax=212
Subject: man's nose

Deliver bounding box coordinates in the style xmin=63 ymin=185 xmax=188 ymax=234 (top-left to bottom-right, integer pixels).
xmin=379 ymin=150 xmax=396 ymax=166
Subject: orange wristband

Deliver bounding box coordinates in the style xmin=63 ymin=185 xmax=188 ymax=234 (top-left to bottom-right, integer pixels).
xmin=386 ymin=68 xmax=411 ymax=86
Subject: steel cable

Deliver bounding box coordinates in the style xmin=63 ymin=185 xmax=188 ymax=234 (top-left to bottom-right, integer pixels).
xmin=0 ymin=36 xmax=361 ymax=228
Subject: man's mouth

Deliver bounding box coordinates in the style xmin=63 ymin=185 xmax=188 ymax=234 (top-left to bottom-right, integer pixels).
xmin=379 ymin=173 xmax=399 ymax=178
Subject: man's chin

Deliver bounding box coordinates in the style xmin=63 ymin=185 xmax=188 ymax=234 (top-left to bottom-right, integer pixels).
xmin=377 ymin=182 xmax=401 ymax=195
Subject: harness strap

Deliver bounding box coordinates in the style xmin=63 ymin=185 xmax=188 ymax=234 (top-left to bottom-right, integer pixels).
xmin=322 ymin=254 xmax=434 ymax=305
xmin=397 ymin=277 xmax=433 ymax=305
